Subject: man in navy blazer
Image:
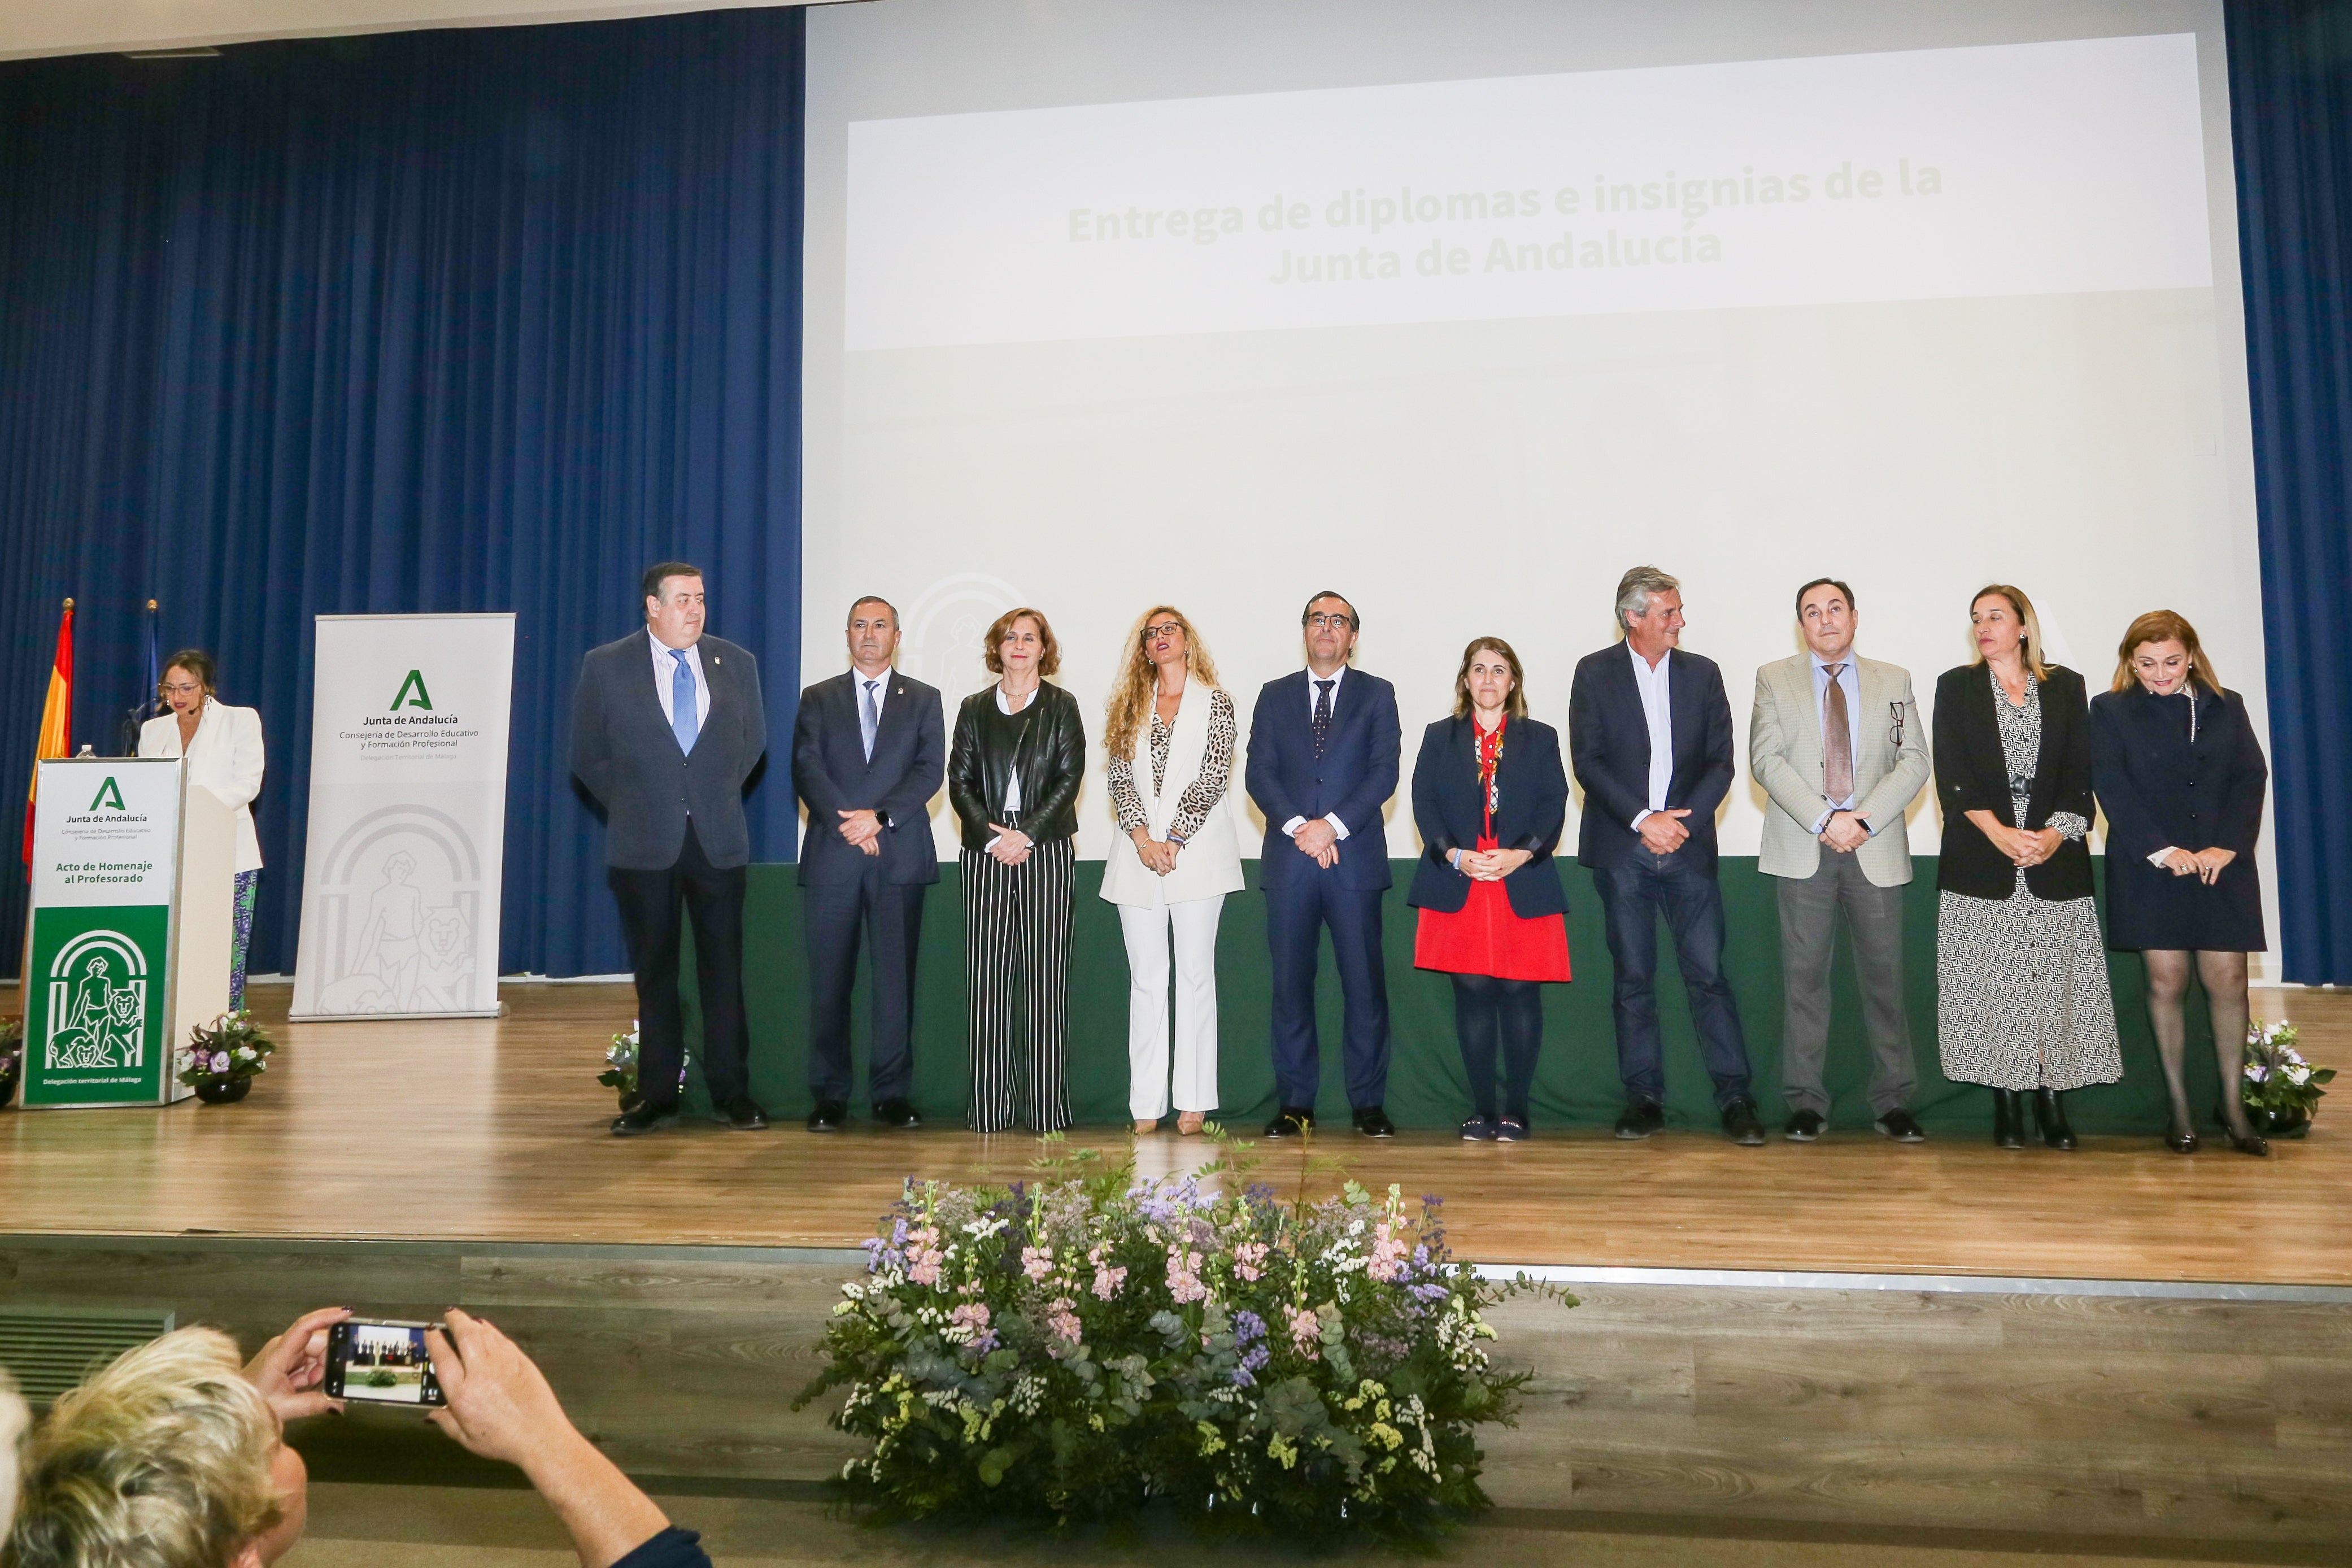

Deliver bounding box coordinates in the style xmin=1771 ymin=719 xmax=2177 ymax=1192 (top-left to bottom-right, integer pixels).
xmin=1568 ymin=567 xmax=1765 ymax=1145
xmin=791 ymin=596 xmax=944 ymax=1134
xmin=1245 ymin=591 xmax=1402 ymax=1139
xmin=570 ymin=561 xmax=770 ymax=1138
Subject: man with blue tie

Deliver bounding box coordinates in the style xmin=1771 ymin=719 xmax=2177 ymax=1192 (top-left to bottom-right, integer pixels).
xmin=570 ymin=562 xmax=770 ymax=1138
xmin=1245 ymin=591 xmax=1402 ymax=1138
xmin=1568 ymin=565 xmax=1766 ymax=1145
xmin=792 ymin=596 xmax=944 ymax=1133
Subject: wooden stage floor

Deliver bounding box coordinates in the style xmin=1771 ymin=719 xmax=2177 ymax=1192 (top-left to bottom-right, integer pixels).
xmin=3 ymin=984 xmax=2347 ymax=1286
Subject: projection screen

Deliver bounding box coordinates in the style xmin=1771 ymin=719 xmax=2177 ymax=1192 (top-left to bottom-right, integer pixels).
xmin=800 ymin=0 xmax=2272 ymax=972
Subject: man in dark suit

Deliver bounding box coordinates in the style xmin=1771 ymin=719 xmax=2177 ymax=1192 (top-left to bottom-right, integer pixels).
xmin=791 ymin=595 xmax=943 ymax=1134
xmin=1569 ymin=566 xmax=1765 ymax=1145
xmin=570 ymin=561 xmax=769 ymax=1137
xmin=1245 ymin=591 xmax=1401 ymax=1139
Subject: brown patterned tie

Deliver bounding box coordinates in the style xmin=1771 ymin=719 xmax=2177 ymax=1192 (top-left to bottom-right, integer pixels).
xmin=1823 ymin=664 xmax=1854 ymax=806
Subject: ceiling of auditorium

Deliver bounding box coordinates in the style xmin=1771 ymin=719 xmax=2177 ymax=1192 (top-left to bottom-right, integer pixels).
xmin=0 ymin=1 xmax=825 ymax=62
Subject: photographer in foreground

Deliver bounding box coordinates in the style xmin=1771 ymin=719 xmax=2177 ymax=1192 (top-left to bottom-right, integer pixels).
xmin=5 ymin=1306 xmax=705 ymax=1568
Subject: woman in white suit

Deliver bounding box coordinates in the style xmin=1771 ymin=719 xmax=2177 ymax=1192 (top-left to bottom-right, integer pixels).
xmin=138 ymin=650 xmax=266 ymax=1007
xmin=1101 ymin=607 xmax=1244 ymax=1134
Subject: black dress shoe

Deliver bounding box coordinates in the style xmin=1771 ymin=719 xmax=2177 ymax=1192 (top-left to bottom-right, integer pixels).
xmin=873 ymin=1097 xmax=922 ymax=1130
xmin=1873 ymin=1108 xmax=1927 ymax=1143
xmin=611 ymin=1102 xmax=678 ymax=1138
xmin=1614 ymin=1100 xmax=1665 ymax=1140
xmin=1784 ymin=1109 xmax=1826 ymax=1142
xmin=2220 ymin=1125 xmax=2271 ymax=1157
xmin=2033 ymin=1088 xmax=2076 ymax=1151
xmin=2165 ymin=1124 xmax=2201 ymax=1154
xmin=1721 ymin=1097 xmax=1767 ymax=1146
xmin=1991 ymin=1089 xmax=2027 ymax=1149
xmin=1352 ymin=1105 xmax=1396 ymax=1139
xmin=806 ymin=1099 xmax=848 ymax=1133
xmin=722 ymin=1097 xmax=769 ymax=1131
xmin=1264 ymin=1106 xmax=1314 ymax=1138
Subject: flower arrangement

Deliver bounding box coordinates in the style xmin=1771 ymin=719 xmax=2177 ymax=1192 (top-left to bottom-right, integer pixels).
xmin=795 ymin=1135 xmax=1569 ymax=1544
xmin=2242 ymin=1020 xmax=2331 ymax=1136
xmin=175 ymin=1011 xmax=273 ymax=1103
xmin=598 ymin=1021 xmax=687 ymax=1111
xmin=0 ymin=1015 xmax=23 ymax=1107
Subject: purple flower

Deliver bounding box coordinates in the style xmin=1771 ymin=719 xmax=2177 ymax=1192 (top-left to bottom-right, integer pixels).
xmin=1241 ymin=1343 xmax=1270 ymax=1372
xmin=210 ymin=1051 xmax=232 ymax=1074
xmin=1232 ymin=1309 xmax=1266 ymax=1345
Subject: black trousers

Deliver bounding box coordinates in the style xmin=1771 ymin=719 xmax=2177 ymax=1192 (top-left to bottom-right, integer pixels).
xmin=803 ymin=854 xmax=927 ymax=1104
xmin=608 ymin=820 xmax=750 ymax=1110
xmin=1452 ymin=973 xmax=1543 ymax=1120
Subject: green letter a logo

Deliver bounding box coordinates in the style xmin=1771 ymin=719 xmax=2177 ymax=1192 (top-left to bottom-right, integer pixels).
xmin=390 ymin=670 xmax=434 ymax=712
xmin=89 ymin=777 xmax=125 ymax=812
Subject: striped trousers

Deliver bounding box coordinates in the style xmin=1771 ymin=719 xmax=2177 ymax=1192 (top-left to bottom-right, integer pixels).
xmin=962 ymin=837 xmax=1075 ymax=1133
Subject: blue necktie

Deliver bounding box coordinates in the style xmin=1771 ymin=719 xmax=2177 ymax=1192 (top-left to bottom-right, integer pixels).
xmin=670 ymin=649 xmax=699 ymax=756
xmin=861 ymin=678 xmax=880 ymax=761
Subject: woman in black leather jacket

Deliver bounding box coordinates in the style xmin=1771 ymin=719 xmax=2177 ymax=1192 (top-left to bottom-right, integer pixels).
xmin=948 ymin=607 xmax=1087 ymax=1132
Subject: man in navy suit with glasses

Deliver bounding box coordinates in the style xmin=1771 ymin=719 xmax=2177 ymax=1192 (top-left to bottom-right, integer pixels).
xmin=1245 ymin=591 xmax=1401 ymax=1139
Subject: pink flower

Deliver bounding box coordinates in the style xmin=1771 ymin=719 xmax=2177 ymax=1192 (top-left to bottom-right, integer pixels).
xmin=1166 ymin=1243 xmax=1208 ymax=1304
xmin=947 ymin=1302 xmax=991 ymax=1340
xmin=905 ymin=1225 xmax=946 ymax=1288
xmin=1021 ymin=1245 xmax=1055 ymax=1282
xmin=1287 ymin=1305 xmax=1322 ymax=1359
xmin=1046 ymin=1296 xmax=1084 ymax=1344
xmin=1366 ymin=1221 xmax=1409 ymax=1283
xmin=1231 ymin=1240 xmax=1268 ymax=1283
xmin=1087 ymin=1244 xmax=1127 ymax=1300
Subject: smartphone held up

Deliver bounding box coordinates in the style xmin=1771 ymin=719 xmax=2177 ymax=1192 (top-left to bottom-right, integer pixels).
xmin=324 ymin=1318 xmax=446 ymax=1407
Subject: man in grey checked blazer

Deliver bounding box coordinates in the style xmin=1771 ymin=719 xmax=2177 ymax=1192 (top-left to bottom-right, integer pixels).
xmin=1750 ymin=577 xmax=1933 ymax=1143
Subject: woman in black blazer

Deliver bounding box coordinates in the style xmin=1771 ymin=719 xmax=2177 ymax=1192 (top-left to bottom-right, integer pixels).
xmin=948 ymin=607 xmax=1087 ymax=1134
xmin=2091 ymin=610 xmax=2270 ymax=1156
xmin=1932 ymin=585 xmax=2122 ymax=1151
xmin=1408 ymin=638 xmax=1570 ymax=1141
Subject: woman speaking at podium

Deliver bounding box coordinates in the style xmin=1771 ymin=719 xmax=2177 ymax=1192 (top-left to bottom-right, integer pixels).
xmin=138 ymin=650 xmax=266 ymax=1007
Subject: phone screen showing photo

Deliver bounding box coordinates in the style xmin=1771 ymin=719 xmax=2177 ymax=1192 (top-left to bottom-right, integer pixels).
xmin=326 ymin=1320 xmax=445 ymax=1406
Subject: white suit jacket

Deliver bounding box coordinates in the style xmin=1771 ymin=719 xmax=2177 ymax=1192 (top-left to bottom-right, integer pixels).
xmin=138 ymin=700 xmax=266 ymax=873
xmin=1749 ymin=654 xmax=1929 ymax=887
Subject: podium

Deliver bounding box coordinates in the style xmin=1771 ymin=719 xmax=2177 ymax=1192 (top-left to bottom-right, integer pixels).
xmin=19 ymin=757 xmax=237 ymax=1109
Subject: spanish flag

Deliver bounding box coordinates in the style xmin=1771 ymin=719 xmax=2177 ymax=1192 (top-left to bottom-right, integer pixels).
xmin=23 ymin=598 xmax=72 ymax=866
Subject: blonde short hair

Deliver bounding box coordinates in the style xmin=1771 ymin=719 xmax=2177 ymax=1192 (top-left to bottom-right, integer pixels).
xmin=7 ymin=1327 xmax=281 ymax=1568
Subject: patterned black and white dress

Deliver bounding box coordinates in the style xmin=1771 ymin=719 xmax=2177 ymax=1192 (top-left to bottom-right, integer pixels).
xmin=1936 ymin=670 xmax=2123 ymax=1091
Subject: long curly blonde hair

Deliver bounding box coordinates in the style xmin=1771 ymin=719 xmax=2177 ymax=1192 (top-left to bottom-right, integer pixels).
xmin=1103 ymin=606 xmax=1220 ymax=761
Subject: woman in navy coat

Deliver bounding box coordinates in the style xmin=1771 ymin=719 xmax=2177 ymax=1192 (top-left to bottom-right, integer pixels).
xmin=1409 ymin=638 xmax=1570 ymax=1141
xmin=2090 ymin=610 xmax=2271 ymax=1156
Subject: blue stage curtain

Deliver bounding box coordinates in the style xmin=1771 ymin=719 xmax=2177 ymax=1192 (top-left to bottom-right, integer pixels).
xmin=2227 ymin=0 xmax=2352 ymax=983
xmin=0 ymin=10 xmax=804 ymax=979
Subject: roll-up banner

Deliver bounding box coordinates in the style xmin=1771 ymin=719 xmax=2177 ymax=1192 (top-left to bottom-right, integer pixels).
xmin=291 ymin=613 xmax=515 ymax=1021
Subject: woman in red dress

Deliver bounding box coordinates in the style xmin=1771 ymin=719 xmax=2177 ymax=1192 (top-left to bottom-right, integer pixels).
xmin=1408 ymin=638 xmax=1572 ymax=1141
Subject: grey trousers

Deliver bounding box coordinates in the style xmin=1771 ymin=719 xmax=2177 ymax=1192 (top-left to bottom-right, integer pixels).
xmin=1775 ymin=853 xmax=1917 ymax=1116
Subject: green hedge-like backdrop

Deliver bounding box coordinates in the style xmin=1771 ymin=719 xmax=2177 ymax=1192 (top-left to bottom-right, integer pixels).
xmin=669 ymin=857 xmax=2225 ymax=1135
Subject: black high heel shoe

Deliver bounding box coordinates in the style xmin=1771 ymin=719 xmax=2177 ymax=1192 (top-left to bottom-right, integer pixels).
xmin=1991 ymin=1089 xmax=2027 ymax=1149
xmin=2164 ymin=1121 xmax=2200 ymax=1155
xmin=2033 ymin=1088 xmax=2077 ymax=1151
xmin=2215 ymin=1105 xmax=2272 ymax=1157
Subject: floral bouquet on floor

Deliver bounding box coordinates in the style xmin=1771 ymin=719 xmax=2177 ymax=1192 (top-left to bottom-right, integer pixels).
xmin=176 ymin=1011 xmax=273 ymax=1105
xmin=2242 ymin=1020 xmax=2331 ymax=1138
xmin=598 ymin=1021 xmax=687 ymax=1112
xmin=795 ymin=1135 xmax=1570 ymax=1544
xmin=0 ymin=1014 xmax=23 ymax=1107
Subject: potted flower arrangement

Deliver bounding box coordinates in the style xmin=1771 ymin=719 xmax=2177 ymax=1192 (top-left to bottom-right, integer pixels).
xmin=796 ymin=1135 xmax=1570 ymax=1545
xmin=598 ymin=1021 xmax=686 ymax=1112
xmin=176 ymin=1011 xmax=274 ymax=1105
xmin=0 ymin=1015 xmax=23 ymax=1108
xmin=2242 ymin=1020 xmax=2331 ymax=1138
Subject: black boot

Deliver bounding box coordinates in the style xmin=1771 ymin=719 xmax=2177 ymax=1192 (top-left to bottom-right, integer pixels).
xmin=1991 ymin=1089 xmax=2026 ymax=1149
xmin=2033 ymin=1088 xmax=2077 ymax=1151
